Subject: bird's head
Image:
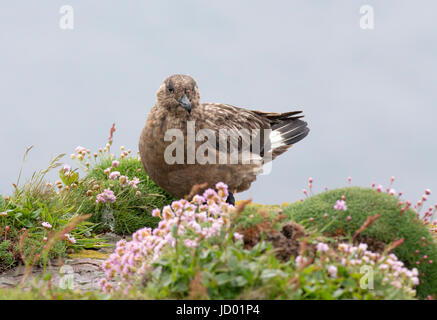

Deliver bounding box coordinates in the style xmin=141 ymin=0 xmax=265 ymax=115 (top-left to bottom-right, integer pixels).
xmin=156 ymin=74 xmax=200 ymax=114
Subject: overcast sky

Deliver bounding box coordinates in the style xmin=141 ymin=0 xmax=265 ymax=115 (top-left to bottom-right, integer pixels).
xmin=1 ymin=1 xmax=436 ymax=208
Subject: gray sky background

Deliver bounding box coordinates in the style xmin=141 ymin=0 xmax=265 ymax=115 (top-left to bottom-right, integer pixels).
xmin=1 ymin=1 xmax=436 ymax=208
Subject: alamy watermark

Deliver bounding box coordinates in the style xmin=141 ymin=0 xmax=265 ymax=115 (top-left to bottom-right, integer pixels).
xmin=59 ymin=5 xmax=74 ymax=30
xmin=59 ymin=265 xmax=75 ymax=289
xmin=360 ymin=265 xmax=374 ymax=290
xmin=360 ymin=5 xmax=374 ymax=30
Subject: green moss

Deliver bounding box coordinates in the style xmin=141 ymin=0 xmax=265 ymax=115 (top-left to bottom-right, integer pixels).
xmin=283 ymin=187 xmax=437 ymax=299
xmin=234 ymin=203 xmax=282 ymax=229
xmin=64 ymin=157 xmax=174 ymax=235
xmin=0 ymin=240 xmax=15 ymax=272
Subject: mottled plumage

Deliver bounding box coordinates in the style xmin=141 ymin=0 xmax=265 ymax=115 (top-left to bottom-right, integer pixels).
xmin=139 ymin=74 xmax=309 ymax=199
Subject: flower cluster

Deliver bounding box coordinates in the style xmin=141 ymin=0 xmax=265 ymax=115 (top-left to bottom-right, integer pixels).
xmin=96 ymin=189 xmax=116 ymax=204
xmin=70 ymin=141 xmax=131 ymax=173
xmin=41 ymin=222 xmax=52 ymax=229
xmin=64 ymin=233 xmax=76 ymax=244
xmin=299 ymin=242 xmax=419 ymax=296
xmin=333 ymin=199 xmax=347 ymax=211
xmin=103 ymin=164 xmax=140 ymax=191
xmin=99 ymin=182 xmax=236 ymax=293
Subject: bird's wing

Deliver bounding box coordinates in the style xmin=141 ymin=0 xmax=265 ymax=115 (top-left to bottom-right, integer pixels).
xmin=197 ymin=103 xmax=309 ymax=162
xmin=197 ymin=103 xmax=270 ymax=159
xmin=199 ymin=103 xmax=270 ymax=131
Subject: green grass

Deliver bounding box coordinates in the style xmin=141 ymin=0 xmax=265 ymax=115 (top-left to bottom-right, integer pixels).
xmin=2 ymin=129 xmax=436 ymax=300
xmin=282 ymin=187 xmax=437 ymax=299
xmin=63 ymin=156 xmax=175 ymax=234
xmin=0 ymin=143 xmax=175 ymax=273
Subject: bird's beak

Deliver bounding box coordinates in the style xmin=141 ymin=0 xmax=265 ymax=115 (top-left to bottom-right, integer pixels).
xmin=178 ymin=93 xmax=192 ymax=113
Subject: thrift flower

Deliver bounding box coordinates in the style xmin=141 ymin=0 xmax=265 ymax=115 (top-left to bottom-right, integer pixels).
xmin=63 ymin=164 xmax=71 ymax=174
xmin=358 ymin=243 xmax=368 ymax=252
xmin=152 ymin=208 xmax=161 ymax=218
xmin=333 ymin=200 xmax=347 ymax=211
xmin=184 ymin=239 xmax=198 ymax=248
xmin=316 ymin=242 xmax=329 ymax=253
xmin=119 ymin=176 xmax=128 ymax=187
xmin=295 ymin=256 xmax=308 ymax=268
xmin=65 ymin=234 xmax=76 ymax=244
xmin=129 ymin=177 xmax=140 ymax=189
xmin=233 ymin=232 xmax=243 ymax=241
xmin=100 ymin=183 xmax=245 ymax=292
xmin=109 ymin=171 xmax=121 ymax=180
xmin=42 ymin=222 xmax=52 ymax=229
xmin=75 ymin=146 xmax=86 ymax=154
xmin=112 ymin=160 xmax=119 ymax=168
xmin=327 ymin=265 xmax=337 ymax=278
xmin=96 ymin=189 xmax=116 ymax=203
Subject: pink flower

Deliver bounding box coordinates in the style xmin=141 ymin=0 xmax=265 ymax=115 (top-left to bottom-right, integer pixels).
xmin=376 ymin=184 xmax=383 ymax=192
xmin=215 ymin=182 xmax=229 ymax=199
xmin=346 ymin=216 xmax=352 ymax=222
xmin=0 ymin=212 xmax=7 ymax=217
xmin=389 ymin=188 xmax=396 ymax=196
xmin=192 ymin=195 xmax=206 ymax=205
xmin=109 ymin=171 xmax=121 ymax=180
xmin=425 ymin=189 xmax=431 ymax=195
xmin=119 ymin=176 xmax=128 ymax=187
xmin=129 ymin=177 xmax=140 ymax=189
xmin=333 ymin=200 xmax=347 ymax=211
xmin=65 ymin=234 xmax=76 ymax=244
xmin=112 ymin=160 xmax=119 ymax=168
xmin=203 ymin=188 xmax=218 ymax=200
xmin=358 ymin=243 xmax=368 ymax=252
xmin=295 ymin=256 xmax=308 ymax=268
xmin=99 ymin=182 xmax=257 ymax=292
xmin=42 ymin=222 xmax=52 ymax=229
xmin=233 ymin=232 xmax=243 ymax=241
xmin=327 ymin=265 xmax=337 ymax=278
xmin=96 ymin=189 xmax=116 ymax=203
xmin=316 ymin=242 xmax=329 ymax=253
xmin=152 ymin=208 xmax=161 ymax=218
xmin=75 ymin=146 xmax=86 ymax=154
xmin=184 ymin=239 xmax=198 ymax=248
xmin=63 ymin=164 xmax=71 ymax=174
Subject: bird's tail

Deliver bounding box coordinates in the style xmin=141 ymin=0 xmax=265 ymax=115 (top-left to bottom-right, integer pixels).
xmin=266 ymin=112 xmax=310 ymax=160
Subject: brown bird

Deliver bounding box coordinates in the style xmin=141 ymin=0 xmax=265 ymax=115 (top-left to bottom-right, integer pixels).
xmin=139 ymin=74 xmax=309 ymax=204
